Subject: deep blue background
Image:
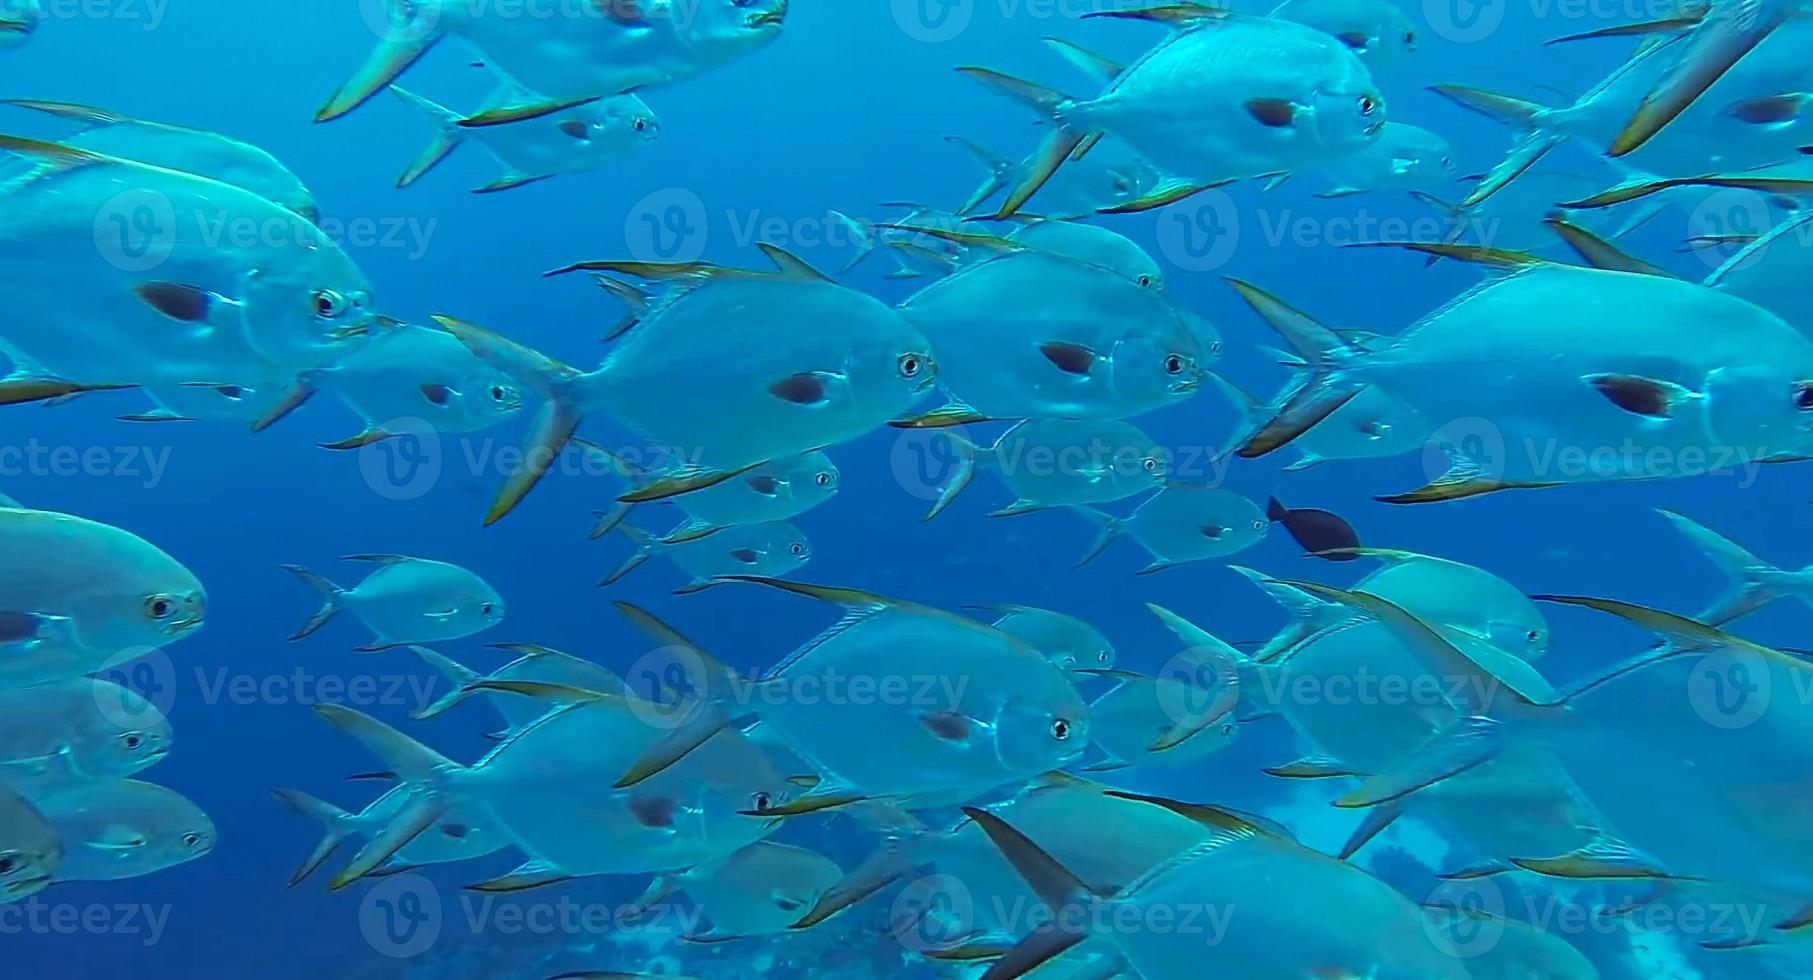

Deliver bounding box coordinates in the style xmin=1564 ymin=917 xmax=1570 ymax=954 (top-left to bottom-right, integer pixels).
xmin=3 ymin=0 xmax=1808 ymax=975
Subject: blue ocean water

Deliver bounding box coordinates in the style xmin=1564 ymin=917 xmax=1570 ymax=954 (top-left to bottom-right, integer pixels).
xmin=3 ymin=0 xmax=1810 ymax=976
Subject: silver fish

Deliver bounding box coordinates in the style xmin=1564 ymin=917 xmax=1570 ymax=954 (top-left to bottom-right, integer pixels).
xmin=0 ymin=782 xmax=58 ymax=903
xmin=602 ymin=521 xmax=812 ymax=594
xmin=39 ymin=779 xmax=214 ymax=881
xmin=390 ymin=84 xmax=659 ymax=194
xmin=0 ymin=678 xmax=172 ymax=797
xmin=1073 ymin=485 xmax=1270 ymax=574
xmin=283 ymin=554 xmax=504 ymax=651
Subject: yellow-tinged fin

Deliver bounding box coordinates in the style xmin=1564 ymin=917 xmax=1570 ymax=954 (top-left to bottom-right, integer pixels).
xmin=757 ymin=242 xmax=834 ymax=282
xmin=544 ymin=258 xmax=742 ymax=280
xmin=1379 ymin=475 xmax=1563 ymax=504
xmin=953 ymin=66 xmax=1087 ymax=219
xmin=457 ymin=95 xmax=602 ymax=128
xmin=318 ymin=426 xmax=396 ymax=451
xmin=1512 ymin=836 xmax=1701 ymax=882
xmin=616 ymin=462 xmax=762 ymax=504
xmin=316 ymin=28 xmax=442 ymax=123
xmin=1335 ymin=717 xmax=1506 ymax=808
xmin=1265 ymin=755 xmax=1363 ymax=779
xmin=1532 ymin=594 xmax=1779 ymax=657
xmin=463 ymin=679 xmax=623 ymax=705
xmin=1 ymin=99 xmax=129 ymax=125
xmin=717 ymin=576 xmax=901 ymax=612
xmin=1084 ymin=2 xmax=1229 ymax=24
xmin=1345 ymin=240 xmax=1553 ymax=268
xmin=1547 ymin=14 xmax=1704 ymax=43
xmin=466 ymin=862 xmax=576 ymax=894
xmin=1610 ymin=8 xmax=1791 ymax=156
xmin=1100 ymin=791 xmax=1278 ymax=840
xmin=0 ymin=378 xmax=134 ymax=407
xmin=1338 ymin=797 xmax=1404 ymax=861
xmin=330 ymin=794 xmax=448 ymax=890
xmin=1097 ymin=180 xmax=1234 ymax=215
xmin=889 ymin=401 xmax=992 ymax=429
xmin=1544 ymin=218 xmax=1678 ymax=278
xmin=960 ymin=808 xmax=1093 ymax=979
xmin=740 ymin=791 xmax=870 ymax=818
xmin=878 ymin=222 xmax=1022 ymax=253
xmin=548 ymin=974 xmax=702 ymax=980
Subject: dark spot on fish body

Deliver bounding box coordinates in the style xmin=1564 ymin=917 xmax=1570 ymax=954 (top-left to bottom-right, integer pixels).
xmin=730 ymin=548 xmax=759 ymax=564
xmin=133 ymin=282 xmax=215 ymax=323
xmin=746 ymin=476 xmax=780 ymax=495
xmin=1334 ymin=31 xmax=1371 ymax=51
xmin=1038 ymin=341 xmax=1098 ymax=377
xmin=1245 ymin=98 xmax=1297 ymax=128
xmin=1199 ymin=524 xmax=1226 ymax=540
xmin=920 ymin=710 xmax=973 ymax=742
xmin=1727 ymin=95 xmax=1805 ymax=125
xmin=1587 ymin=375 xmax=1676 ymax=418
xmin=440 ymin=823 xmax=470 ymax=839
xmin=419 ymin=384 xmax=453 ymax=407
xmin=629 ymin=795 xmax=678 ymax=829
xmin=557 ymin=120 xmax=589 ymax=140
xmin=770 ymin=372 xmax=830 ymax=405
xmin=0 ymin=612 xmax=41 ymax=643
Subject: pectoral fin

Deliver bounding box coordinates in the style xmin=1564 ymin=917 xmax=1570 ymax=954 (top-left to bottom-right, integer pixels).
xmin=1585 ymin=373 xmax=1700 ymax=418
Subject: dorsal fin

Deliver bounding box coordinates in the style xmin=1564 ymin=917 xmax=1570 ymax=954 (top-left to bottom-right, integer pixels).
xmin=878 ymin=222 xmax=1020 ymax=253
xmin=1545 ymin=218 xmax=1678 ymax=278
xmin=757 ymin=242 xmax=834 ymax=282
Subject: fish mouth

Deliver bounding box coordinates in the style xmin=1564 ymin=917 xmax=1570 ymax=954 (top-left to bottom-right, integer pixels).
xmin=747 ymin=1 xmax=786 ymax=28
xmin=1170 ymin=374 xmax=1204 ymax=394
xmin=164 ymin=614 xmax=204 ymax=636
xmin=1365 ymin=118 xmax=1386 ymax=137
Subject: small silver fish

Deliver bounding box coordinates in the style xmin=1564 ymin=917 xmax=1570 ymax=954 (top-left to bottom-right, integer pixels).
xmin=1073 ymin=486 xmax=1270 ymax=574
xmin=283 ymin=555 xmax=504 ymax=651
xmin=602 ymin=521 xmax=812 ymax=594
xmin=39 ymin=779 xmax=214 ymax=882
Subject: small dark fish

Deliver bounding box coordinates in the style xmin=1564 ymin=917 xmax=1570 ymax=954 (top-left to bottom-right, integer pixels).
xmin=1268 ymin=497 xmax=1360 ymax=559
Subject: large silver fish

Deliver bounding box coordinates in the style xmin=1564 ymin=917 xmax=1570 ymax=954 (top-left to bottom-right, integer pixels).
xmin=317 ymin=0 xmax=786 ymax=121
xmin=963 ymin=8 xmax=1385 ymax=216
xmin=389 ymin=84 xmax=660 ymax=194
xmin=0 ymin=508 xmax=205 ymax=686
xmin=0 ymin=678 xmax=172 ymax=797
xmin=39 ymin=779 xmax=214 ymax=881
xmin=271 ymin=784 xmax=506 ymax=886
xmin=442 ymin=245 xmax=936 ymax=523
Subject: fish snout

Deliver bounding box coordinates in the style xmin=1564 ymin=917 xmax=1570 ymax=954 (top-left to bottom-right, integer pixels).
xmin=748 ymin=0 xmax=787 ymax=28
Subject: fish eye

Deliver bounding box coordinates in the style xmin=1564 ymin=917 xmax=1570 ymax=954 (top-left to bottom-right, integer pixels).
xmin=0 ymin=853 xmax=16 ymax=875
xmin=1794 ymin=382 xmax=1813 ymax=411
xmin=480 ymin=602 xmax=495 ymax=616
xmin=1097 ymin=651 xmax=1111 ymax=663
xmin=143 ymin=595 xmax=175 ymax=619
xmin=789 ymin=543 xmax=806 ymax=556
xmin=311 ymin=289 xmax=347 ymax=319
xmin=1252 ymin=520 xmax=1267 ymax=531
xmin=1358 ymin=95 xmax=1380 ymax=116
xmin=1142 ymin=457 xmax=1160 ymax=472
xmin=897 ymin=353 xmax=924 ymax=378
xmin=750 ymin=791 xmax=774 ymax=811
xmin=1403 ymin=30 xmax=1416 ymax=45
xmin=1050 ymin=718 xmax=1073 ymax=741
xmin=489 ymin=385 xmax=507 ymax=401
xmin=181 ymin=833 xmax=202 ymax=848
xmin=120 ymin=733 xmax=143 ymax=750
xmin=1220 ymin=722 xmax=1237 ymax=737
xmin=815 ymin=471 xmax=833 ymax=487
xmin=633 ymin=118 xmax=648 ymax=132
xmin=1527 ymin=628 xmax=1543 ymax=642
xmin=1136 ymin=274 xmax=1153 ymax=288
xmin=1163 ymin=353 xmax=1189 ymax=375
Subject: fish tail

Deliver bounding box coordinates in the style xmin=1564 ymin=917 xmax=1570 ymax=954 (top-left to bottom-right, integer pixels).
xmin=955 ymin=67 xmax=1089 ymax=217
xmin=1204 ymin=372 xmax=1268 ymax=457
xmin=282 ymin=565 xmax=345 ymax=641
xmin=270 ymin=788 xmax=354 ymax=888
xmin=589 ymin=504 xmax=633 ymax=540
xmin=408 ymin=645 xmax=482 ymax=720
xmin=1223 ymin=279 xmax=1369 ymax=459
xmin=944 ymin=135 xmax=1016 ymax=215
xmin=921 ymin=430 xmax=981 ymax=522
xmin=388 ymin=86 xmax=464 ymax=188
xmin=1265 ymin=497 xmax=1288 ymax=523
xmin=432 ymin=315 xmax=584 ymax=525
xmin=1427 ymin=84 xmax=1552 ymax=130
xmin=1459 ymin=130 xmax=1567 ymax=209
xmin=959 ymin=808 xmax=1095 ymax=977
xmin=1068 ymin=506 xmax=1123 ymax=568
xmin=1227 ymin=565 xmax=1338 ymax=662
xmin=600 ymin=523 xmax=656 ymax=587
xmin=315 ymin=0 xmax=446 ymax=122
xmin=1143 ymin=604 xmax=1267 ymax=751
xmin=826 ymin=210 xmax=877 ymax=273
xmin=1610 ymin=7 xmax=1791 ymax=156
xmin=1655 ymin=509 xmax=1786 ymax=626
xmin=310 ymin=705 xmax=460 ymax=890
